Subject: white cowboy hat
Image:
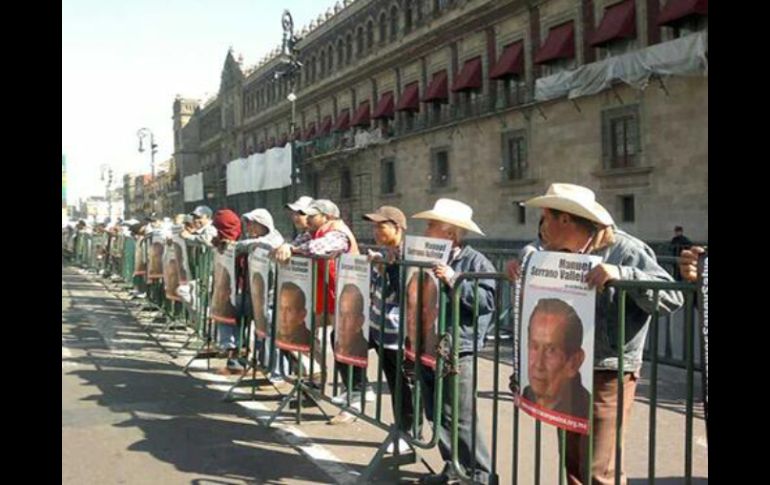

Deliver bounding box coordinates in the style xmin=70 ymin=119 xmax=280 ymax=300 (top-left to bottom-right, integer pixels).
xmin=412 ymin=198 xmax=485 ymax=235
xmin=525 ymin=183 xmax=614 ymax=226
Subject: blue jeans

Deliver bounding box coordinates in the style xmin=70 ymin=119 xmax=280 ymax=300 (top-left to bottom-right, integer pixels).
xmin=421 ymin=354 xmax=491 ymax=483
xmin=216 ymin=324 xmax=238 ymax=350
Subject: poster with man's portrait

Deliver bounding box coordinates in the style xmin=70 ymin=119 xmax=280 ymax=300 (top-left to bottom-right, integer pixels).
xmin=248 ymin=247 xmax=272 ymax=339
xmin=403 ymin=235 xmax=452 ymax=369
xmin=517 ymin=251 xmax=601 ymax=435
xmin=133 ymin=237 xmax=147 ymax=276
xmin=171 ymin=226 xmax=190 ymax=284
xmin=334 ymin=254 xmax=371 ymax=368
xmin=162 ymin=242 xmax=182 ymax=301
xmin=147 ymin=232 xmax=165 ymax=281
xmin=275 ymin=256 xmax=313 ymax=353
xmin=210 ymin=243 xmax=237 ymax=324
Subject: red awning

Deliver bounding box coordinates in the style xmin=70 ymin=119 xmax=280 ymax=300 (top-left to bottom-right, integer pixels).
xmin=278 ymin=133 xmax=288 ymax=146
xmin=302 ymin=123 xmax=316 ymax=141
xmin=451 ymin=57 xmax=482 ymax=92
xmin=351 ymin=101 xmax=371 ymax=127
xmin=534 ymin=21 xmax=575 ymax=65
xmin=333 ymin=109 xmax=351 ymax=132
xmin=372 ymin=91 xmax=395 ymax=119
xmin=266 ymin=137 xmax=276 ymax=149
xmin=590 ymin=0 xmax=636 ymax=47
xmin=396 ymin=82 xmax=420 ymax=112
xmin=658 ymin=0 xmax=707 ymax=26
xmin=489 ymin=41 xmax=524 ymax=80
xmin=319 ymin=116 xmax=333 ymax=136
xmin=422 ymin=70 xmax=449 ymax=103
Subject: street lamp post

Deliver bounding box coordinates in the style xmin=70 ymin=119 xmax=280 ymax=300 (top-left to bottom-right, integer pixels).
xmin=277 ymin=10 xmax=302 ymax=201
xmin=137 ymin=127 xmax=158 ymax=215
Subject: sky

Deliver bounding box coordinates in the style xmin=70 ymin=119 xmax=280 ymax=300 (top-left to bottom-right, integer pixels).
xmin=62 ymin=0 xmax=339 ymax=205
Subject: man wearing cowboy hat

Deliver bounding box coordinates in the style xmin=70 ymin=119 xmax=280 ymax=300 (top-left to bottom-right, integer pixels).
xmin=511 ymin=183 xmax=683 ymax=485
xmin=412 ymin=198 xmax=496 ymax=485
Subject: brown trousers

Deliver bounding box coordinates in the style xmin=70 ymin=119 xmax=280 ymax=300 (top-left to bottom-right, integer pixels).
xmin=566 ymin=371 xmax=638 ymax=485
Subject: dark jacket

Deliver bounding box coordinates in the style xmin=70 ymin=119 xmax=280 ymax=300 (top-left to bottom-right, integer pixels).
xmin=442 ymin=245 xmax=497 ymax=354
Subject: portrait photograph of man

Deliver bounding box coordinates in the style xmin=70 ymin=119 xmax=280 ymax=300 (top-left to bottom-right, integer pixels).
xmin=162 ymin=246 xmax=181 ymax=301
xmin=334 ymin=283 xmax=369 ymax=367
xmin=275 ymin=281 xmax=312 ymax=352
xmin=520 ymin=298 xmax=591 ymax=423
xmin=211 ymin=263 xmax=237 ymax=324
xmin=148 ymin=240 xmax=165 ymax=281
xmin=404 ymin=270 xmax=441 ymax=368
xmin=250 ymin=270 xmax=268 ymax=339
xmin=172 ymin=240 xmax=189 ymax=283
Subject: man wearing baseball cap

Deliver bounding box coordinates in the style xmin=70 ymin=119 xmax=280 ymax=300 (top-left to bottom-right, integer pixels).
xmin=510 ymin=183 xmax=683 ymax=485
xmin=330 ymin=206 xmax=415 ymax=449
xmin=182 ymin=205 xmax=217 ymax=247
xmin=276 ymin=198 xmax=360 ymax=389
xmin=283 ymin=195 xmax=314 ymax=243
xmin=326 ymin=206 xmax=411 ymax=425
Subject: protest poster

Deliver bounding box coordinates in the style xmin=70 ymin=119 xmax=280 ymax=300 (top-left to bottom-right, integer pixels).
xmin=517 ymin=251 xmax=601 ymax=435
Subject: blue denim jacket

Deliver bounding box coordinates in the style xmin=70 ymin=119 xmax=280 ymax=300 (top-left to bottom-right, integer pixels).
xmin=443 ymin=245 xmax=497 ymax=354
xmin=524 ymin=229 xmax=684 ymax=372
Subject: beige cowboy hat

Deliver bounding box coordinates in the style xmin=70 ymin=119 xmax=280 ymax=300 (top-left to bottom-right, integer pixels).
xmin=525 ymin=183 xmax=614 ymax=226
xmin=412 ymin=198 xmax=485 ymax=235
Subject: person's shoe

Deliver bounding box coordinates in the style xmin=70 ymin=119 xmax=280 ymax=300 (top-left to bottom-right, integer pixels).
xmin=330 ymin=391 xmax=365 ymax=405
xmin=331 ymin=389 xmax=376 ymax=406
xmin=385 ymin=438 xmax=413 ymax=454
xmin=418 ymin=465 xmax=461 ymax=484
xmin=271 ymin=379 xmax=294 ymax=393
xmin=327 ymin=403 xmax=360 ymax=425
xmin=218 ymin=358 xmax=246 ymax=375
xmin=288 ymin=395 xmax=316 ymax=409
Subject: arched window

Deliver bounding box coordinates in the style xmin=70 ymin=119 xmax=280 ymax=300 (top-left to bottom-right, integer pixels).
xmin=379 ymin=12 xmax=387 ymax=45
xmin=310 ymin=56 xmax=316 ymax=83
xmin=337 ymin=38 xmax=344 ymax=67
xmin=366 ymin=20 xmax=374 ymax=50
xmin=346 ymin=33 xmax=353 ymax=65
xmin=356 ymin=27 xmax=364 ymax=57
xmin=390 ymin=6 xmax=399 ymax=42
xmin=405 ymin=0 xmax=413 ymax=33
xmin=320 ymin=50 xmax=326 ymax=78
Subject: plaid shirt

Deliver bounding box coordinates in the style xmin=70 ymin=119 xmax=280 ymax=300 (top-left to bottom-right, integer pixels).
xmin=291 ymin=231 xmax=312 ymax=246
xmin=295 ymin=230 xmax=350 ymax=256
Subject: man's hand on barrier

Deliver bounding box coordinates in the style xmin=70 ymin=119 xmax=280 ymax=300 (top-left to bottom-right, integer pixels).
xmin=433 ymin=262 xmax=456 ymax=287
xmin=509 ymin=374 xmax=520 ymax=395
xmin=506 ymin=259 xmax=521 ymax=282
xmin=367 ymin=249 xmax=384 ymax=263
xmin=679 ymin=246 xmax=705 ymax=283
xmin=586 ymin=263 xmax=621 ymax=291
xmin=274 ymin=243 xmax=292 ymax=264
